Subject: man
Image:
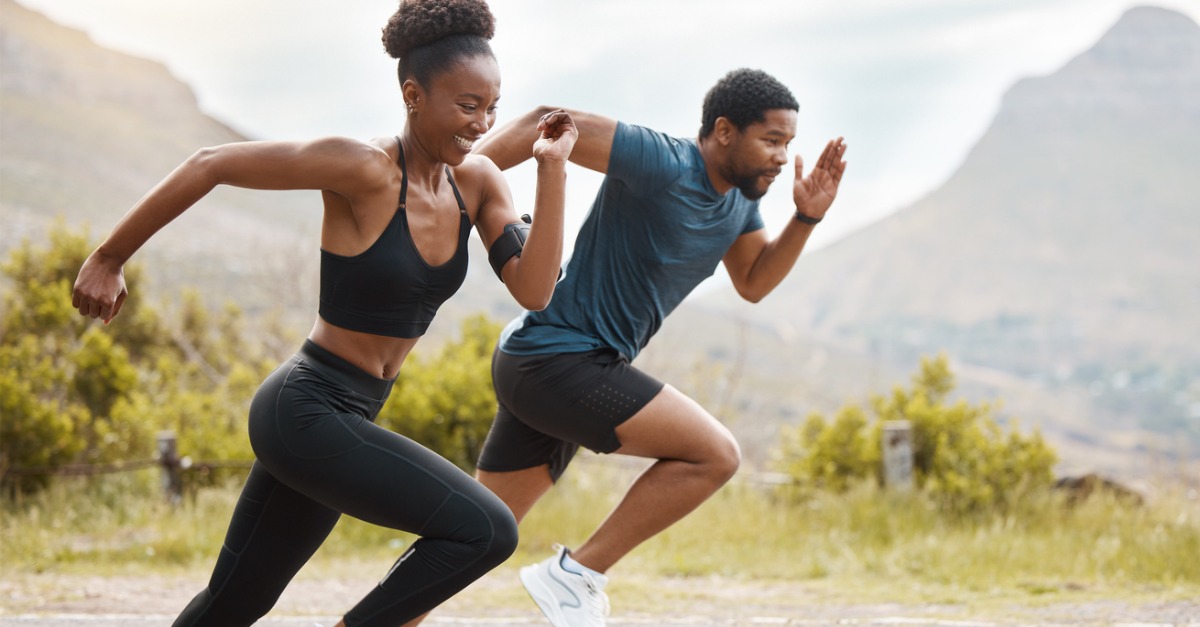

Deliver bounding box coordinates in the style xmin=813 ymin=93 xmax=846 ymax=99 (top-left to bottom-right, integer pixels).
xmin=473 ymin=68 xmax=847 ymax=626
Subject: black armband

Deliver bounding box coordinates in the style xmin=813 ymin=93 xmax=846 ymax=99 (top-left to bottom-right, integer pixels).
xmin=489 ymin=214 xmax=532 ymax=280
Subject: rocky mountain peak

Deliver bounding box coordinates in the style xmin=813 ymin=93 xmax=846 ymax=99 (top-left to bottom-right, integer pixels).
xmin=1000 ymin=6 xmax=1200 ymax=119
xmin=1079 ymin=5 xmax=1200 ymax=70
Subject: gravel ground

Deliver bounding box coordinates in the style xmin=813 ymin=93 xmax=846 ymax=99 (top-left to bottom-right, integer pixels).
xmin=1 ymin=568 xmax=1198 ymax=626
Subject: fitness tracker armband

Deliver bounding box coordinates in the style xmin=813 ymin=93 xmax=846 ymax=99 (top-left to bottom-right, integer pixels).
xmin=488 ymin=214 xmax=532 ymax=280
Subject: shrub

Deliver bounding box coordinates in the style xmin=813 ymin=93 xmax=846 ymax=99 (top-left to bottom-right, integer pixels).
xmin=0 ymin=223 xmax=274 ymax=492
xmin=774 ymin=354 xmax=1057 ymax=514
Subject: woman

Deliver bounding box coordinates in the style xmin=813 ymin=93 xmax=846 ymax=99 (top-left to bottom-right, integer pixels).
xmin=71 ymin=1 xmax=577 ymax=625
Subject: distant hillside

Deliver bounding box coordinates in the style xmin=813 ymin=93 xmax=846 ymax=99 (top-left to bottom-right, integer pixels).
xmin=0 ymin=0 xmax=516 ymax=334
xmin=688 ymin=6 xmax=1200 ymax=473
xmin=0 ymin=0 xmax=316 ymax=319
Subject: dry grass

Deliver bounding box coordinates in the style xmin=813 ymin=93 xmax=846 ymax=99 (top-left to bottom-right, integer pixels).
xmin=3 ymin=455 xmax=1199 ymax=611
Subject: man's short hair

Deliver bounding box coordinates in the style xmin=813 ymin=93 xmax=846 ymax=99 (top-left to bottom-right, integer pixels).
xmin=699 ymin=68 xmax=799 ymax=138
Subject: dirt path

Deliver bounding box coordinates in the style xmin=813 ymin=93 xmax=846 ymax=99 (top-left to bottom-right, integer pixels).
xmin=2 ymin=567 xmax=1198 ymax=626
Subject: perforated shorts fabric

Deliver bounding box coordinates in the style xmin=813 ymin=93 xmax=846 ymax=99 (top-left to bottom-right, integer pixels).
xmin=477 ymin=347 xmax=665 ymax=481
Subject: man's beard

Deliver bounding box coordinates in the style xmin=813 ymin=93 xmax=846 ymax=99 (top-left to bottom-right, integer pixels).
xmin=723 ymin=164 xmax=774 ymax=200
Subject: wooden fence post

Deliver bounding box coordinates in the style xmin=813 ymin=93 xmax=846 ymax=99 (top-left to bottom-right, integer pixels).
xmin=882 ymin=420 xmax=914 ymax=490
xmin=157 ymin=431 xmax=183 ymax=504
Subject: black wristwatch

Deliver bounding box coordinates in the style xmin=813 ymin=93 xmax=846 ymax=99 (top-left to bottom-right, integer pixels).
xmin=793 ymin=211 xmax=822 ymax=225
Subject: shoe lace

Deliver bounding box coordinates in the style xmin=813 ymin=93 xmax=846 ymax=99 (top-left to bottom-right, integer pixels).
xmin=580 ymin=573 xmax=610 ymax=618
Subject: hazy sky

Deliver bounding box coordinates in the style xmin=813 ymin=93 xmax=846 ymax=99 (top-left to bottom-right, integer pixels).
xmin=16 ymin=0 xmax=1200 ymax=254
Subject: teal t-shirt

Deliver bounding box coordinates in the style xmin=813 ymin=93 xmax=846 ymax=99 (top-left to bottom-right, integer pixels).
xmin=500 ymin=121 xmax=765 ymax=361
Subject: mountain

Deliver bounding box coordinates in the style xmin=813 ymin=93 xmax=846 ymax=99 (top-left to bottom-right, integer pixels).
xmin=687 ymin=6 xmax=1200 ymax=475
xmin=0 ymin=0 xmax=311 ymax=318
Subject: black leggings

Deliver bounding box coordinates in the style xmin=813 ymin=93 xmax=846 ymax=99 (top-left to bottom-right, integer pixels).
xmin=173 ymin=340 xmax=518 ymax=627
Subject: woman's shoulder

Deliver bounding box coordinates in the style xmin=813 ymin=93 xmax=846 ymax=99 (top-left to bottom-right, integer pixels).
xmin=447 ymin=155 xmax=507 ymax=221
xmin=293 ymin=135 xmax=396 ymax=174
xmin=360 ymin=136 xmax=403 ymax=166
xmin=302 ymin=136 xmax=399 ymax=198
xmin=449 ymin=153 xmax=505 ymax=189
xmin=323 ymin=136 xmax=401 ymax=184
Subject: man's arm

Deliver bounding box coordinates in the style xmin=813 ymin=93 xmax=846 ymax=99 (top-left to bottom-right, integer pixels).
xmin=476 ymin=106 xmax=618 ymax=173
xmin=723 ymin=138 xmax=847 ymax=302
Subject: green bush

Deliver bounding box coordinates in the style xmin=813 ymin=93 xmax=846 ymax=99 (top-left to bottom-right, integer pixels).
xmin=0 ymin=223 xmax=275 ymax=492
xmin=0 ymin=333 xmax=88 ymax=490
xmin=774 ymin=354 xmax=1057 ymax=514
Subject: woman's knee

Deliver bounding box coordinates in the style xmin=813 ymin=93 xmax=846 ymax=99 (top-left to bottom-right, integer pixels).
xmin=448 ymin=495 xmax=517 ymax=574
xmin=433 ymin=489 xmax=518 ymax=567
xmin=485 ymin=502 xmax=519 ymax=564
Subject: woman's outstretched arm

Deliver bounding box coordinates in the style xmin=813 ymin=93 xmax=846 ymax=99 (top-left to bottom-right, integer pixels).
xmin=72 ymin=137 xmax=389 ymax=322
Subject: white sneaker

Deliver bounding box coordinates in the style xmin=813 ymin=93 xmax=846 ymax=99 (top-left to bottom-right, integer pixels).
xmin=519 ymin=545 xmax=610 ymax=626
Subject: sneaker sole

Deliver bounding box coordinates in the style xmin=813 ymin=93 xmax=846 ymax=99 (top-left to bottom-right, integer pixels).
xmin=519 ymin=564 xmax=569 ymax=626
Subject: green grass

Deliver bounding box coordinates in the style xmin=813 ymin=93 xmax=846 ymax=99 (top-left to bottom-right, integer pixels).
xmin=3 ymin=456 xmax=1199 ymax=608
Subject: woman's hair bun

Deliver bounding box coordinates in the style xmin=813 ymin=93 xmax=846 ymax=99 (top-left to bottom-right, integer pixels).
xmin=383 ymin=0 xmax=496 ymax=60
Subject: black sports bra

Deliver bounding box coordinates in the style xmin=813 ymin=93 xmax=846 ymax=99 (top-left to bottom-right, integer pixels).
xmin=318 ymin=139 xmax=472 ymax=338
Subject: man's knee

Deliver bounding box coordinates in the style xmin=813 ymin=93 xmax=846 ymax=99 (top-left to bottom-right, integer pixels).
xmin=677 ymin=416 xmax=741 ymax=485
xmin=708 ymin=430 xmax=742 ymax=484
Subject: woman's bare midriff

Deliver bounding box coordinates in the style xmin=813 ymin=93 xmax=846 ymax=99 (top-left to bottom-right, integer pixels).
xmin=308 ymin=317 xmax=418 ymax=380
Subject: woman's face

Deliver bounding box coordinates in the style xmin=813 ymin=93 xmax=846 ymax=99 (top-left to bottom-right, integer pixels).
xmin=407 ymin=54 xmax=501 ymax=166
